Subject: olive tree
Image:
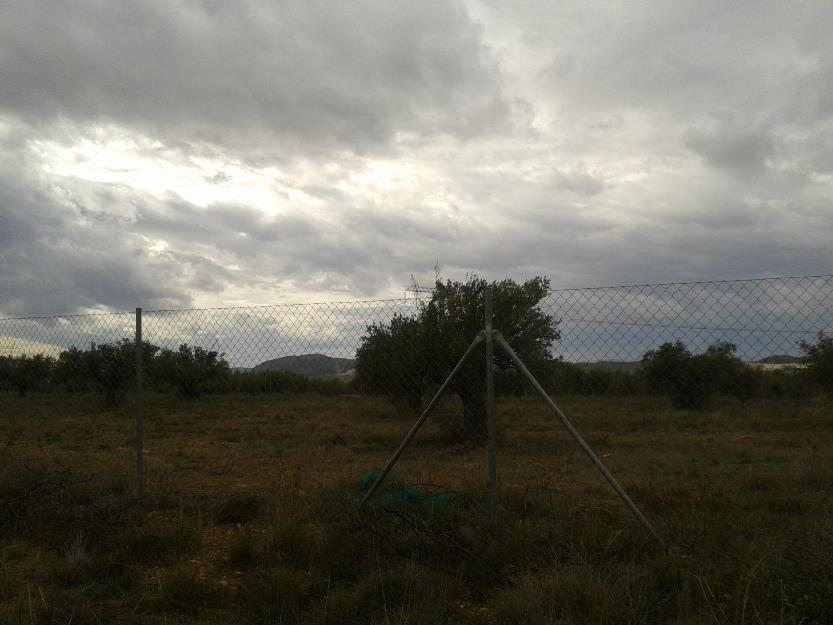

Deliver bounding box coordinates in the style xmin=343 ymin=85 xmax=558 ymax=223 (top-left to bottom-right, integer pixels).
xmin=154 ymin=344 xmax=229 ymax=399
xmin=356 ymin=275 xmax=558 ymax=439
xmin=0 ymin=354 xmax=54 ymax=397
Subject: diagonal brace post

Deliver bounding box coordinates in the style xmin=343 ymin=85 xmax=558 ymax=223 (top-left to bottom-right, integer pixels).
xmin=493 ymin=331 xmax=663 ymax=546
xmin=360 ymin=331 xmax=486 ymax=508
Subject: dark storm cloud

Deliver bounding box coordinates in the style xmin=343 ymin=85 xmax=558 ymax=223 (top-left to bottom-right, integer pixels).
xmin=134 ymin=197 xmax=463 ymax=287
xmin=0 ymin=176 xmax=190 ymax=316
xmin=532 ymin=3 xmax=833 ymax=115
xmin=686 ymin=122 xmax=774 ymax=176
xmin=0 ymin=151 xmax=479 ymax=316
xmin=135 ymin=201 xmax=320 ymax=253
xmin=1 ymin=0 xmax=833 ymax=318
xmin=0 ymin=0 xmax=510 ymax=155
xmin=3 ymin=153 xmax=832 ymax=318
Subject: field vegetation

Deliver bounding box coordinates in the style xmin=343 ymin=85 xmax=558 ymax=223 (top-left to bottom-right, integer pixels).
xmin=1 ymin=389 xmax=832 ymax=624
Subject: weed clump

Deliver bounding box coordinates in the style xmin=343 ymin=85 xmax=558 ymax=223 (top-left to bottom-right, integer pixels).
xmin=238 ymin=565 xmax=311 ymax=623
xmin=155 ymin=567 xmax=213 ymax=615
xmin=214 ymin=492 xmax=265 ymax=525
xmin=123 ymin=520 xmax=201 ymax=564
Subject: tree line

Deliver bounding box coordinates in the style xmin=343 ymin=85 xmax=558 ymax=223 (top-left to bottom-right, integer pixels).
xmin=353 ymin=276 xmax=833 ymax=439
xmin=496 ymin=338 xmax=828 ymax=408
xmin=1 ymin=334 xmax=829 ymax=414
xmin=0 ymin=341 xmax=344 ymax=407
xmin=2 ymin=275 xmax=831 ymax=432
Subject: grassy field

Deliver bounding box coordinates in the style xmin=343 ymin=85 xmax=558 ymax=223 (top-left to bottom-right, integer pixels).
xmin=1 ymin=391 xmax=832 ymax=624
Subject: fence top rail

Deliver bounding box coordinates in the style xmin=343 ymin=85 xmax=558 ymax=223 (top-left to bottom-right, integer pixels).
xmin=546 ymin=273 xmax=833 ymax=293
xmin=0 ymin=296 xmax=427 ymax=322
xmin=553 ymin=317 xmax=824 ymax=335
xmin=1 ymin=273 xmax=831 ymax=321
xmin=0 ymin=310 xmax=135 ymax=323
xmin=142 ymin=296 xmax=425 ymax=315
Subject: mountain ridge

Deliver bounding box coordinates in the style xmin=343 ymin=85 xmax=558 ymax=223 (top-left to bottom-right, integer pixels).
xmin=252 ymin=353 xmax=355 ymax=378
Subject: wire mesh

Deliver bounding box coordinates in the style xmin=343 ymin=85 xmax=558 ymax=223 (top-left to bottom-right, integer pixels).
xmin=1 ymin=275 xmax=831 ymax=413
xmin=0 ymin=311 xmax=137 ymax=402
xmin=537 ymin=274 xmax=833 ymax=406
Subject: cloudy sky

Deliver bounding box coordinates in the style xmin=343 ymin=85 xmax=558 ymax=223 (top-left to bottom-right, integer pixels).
xmin=2 ymin=0 xmax=832 ymax=317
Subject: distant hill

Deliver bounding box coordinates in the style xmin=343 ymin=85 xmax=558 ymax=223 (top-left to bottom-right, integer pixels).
xmin=573 ymin=361 xmax=642 ymax=372
xmin=755 ymin=354 xmax=804 ymax=365
xmin=252 ymin=353 xmax=356 ymax=379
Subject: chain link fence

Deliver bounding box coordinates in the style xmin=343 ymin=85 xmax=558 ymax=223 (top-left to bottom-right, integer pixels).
xmin=539 ymin=275 xmax=833 ymax=407
xmin=1 ymin=275 xmax=832 ymax=413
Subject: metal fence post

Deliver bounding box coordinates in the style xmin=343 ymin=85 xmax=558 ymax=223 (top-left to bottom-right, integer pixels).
xmin=485 ymin=288 xmax=497 ymax=522
xmin=493 ymin=331 xmax=663 ymax=546
xmin=135 ymin=307 xmax=144 ymax=515
xmin=360 ymin=332 xmax=486 ymax=508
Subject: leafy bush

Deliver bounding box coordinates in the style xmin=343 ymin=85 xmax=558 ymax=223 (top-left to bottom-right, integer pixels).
xmin=0 ymin=354 xmax=54 ymax=396
xmin=699 ymin=341 xmax=762 ymax=402
xmin=642 ymin=341 xmax=692 ymax=398
xmin=90 ymin=340 xmax=139 ymax=407
xmin=641 ymin=341 xmax=711 ymax=408
xmin=545 ymin=360 xmax=586 ymax=395
xmin=760 ymin=368 xmax=814 ymax=399
xmin=154 ymin=344 xmax=229 ymax=399
xmin=53 ymin=339 xmax=158 ymax=407
xmin=801 ymin=332 xmax=833 ymax=394
xmin=55 ymin=347 xmax=96 ymax=393
xmin=641 ymin=341 xmax=766 ymax=409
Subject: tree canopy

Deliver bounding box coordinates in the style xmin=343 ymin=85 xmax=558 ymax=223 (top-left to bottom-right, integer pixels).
xmin=801 ymin=331 xmax=833 ymax=394
xmin=356 ymin=275 xmax=558 ymax=439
